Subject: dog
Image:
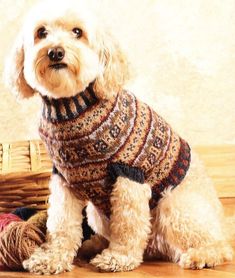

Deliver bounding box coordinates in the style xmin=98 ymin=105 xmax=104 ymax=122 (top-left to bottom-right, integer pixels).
xmin=4 ymin=0 xmax=235 ymax=275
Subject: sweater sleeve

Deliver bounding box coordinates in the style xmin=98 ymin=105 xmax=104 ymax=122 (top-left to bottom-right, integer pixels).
xmin=107 ymin=162 xmax=145 ymax=184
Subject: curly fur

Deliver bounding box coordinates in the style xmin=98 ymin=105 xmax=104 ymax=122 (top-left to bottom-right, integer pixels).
xmin=4 ymin=0 xmax=235 ymax=275
xmin=23 ymin=175 xmax=85 ymax=275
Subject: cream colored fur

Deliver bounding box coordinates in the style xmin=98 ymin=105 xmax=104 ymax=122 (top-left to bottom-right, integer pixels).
xmin=4 ymin=0 xmax=235 ymax=275
xmin=23 ymin=175 xmax=85 ymax=274
xmin=86 ymin=202 xmax=110 ymax=240
xmin=145 ymin=151 xmax=233 ymax=268
xmin=91 ymin=177 xmax=151 ymax=271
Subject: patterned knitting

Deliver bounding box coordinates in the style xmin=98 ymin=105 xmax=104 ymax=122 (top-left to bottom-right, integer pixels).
xmin=39 ymin=84 xmax=191 ymax=217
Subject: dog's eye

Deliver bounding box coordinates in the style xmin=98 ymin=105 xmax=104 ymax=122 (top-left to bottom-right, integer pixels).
xmin=37 ymin=27 xmax=48 ymax=39
xmin=72 ymin=27 xmax=83 ymax=38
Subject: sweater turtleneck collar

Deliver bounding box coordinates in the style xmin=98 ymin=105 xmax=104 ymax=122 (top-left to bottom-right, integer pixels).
xmin=41 ymin=83 xmax=98 ymax=123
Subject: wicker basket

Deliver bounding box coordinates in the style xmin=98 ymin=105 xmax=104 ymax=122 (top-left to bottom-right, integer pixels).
xmin=0 ymin=140 xmax=52 ymax=213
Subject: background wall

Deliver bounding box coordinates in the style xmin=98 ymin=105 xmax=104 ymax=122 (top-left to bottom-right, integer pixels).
xmin=0 ymin=0 xmax=234 ymax=145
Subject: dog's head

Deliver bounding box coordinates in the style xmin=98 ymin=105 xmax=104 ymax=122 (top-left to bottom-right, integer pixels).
xmin=4 ymin=0 xmax=129 ymax=99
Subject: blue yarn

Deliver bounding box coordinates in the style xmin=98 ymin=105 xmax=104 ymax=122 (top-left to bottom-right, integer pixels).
xmin=12 ymin=207 xmax=37 ymax=221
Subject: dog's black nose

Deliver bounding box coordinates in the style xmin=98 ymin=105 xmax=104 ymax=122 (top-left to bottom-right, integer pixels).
xmin=48 ymin=47 xmax=65 ymax=62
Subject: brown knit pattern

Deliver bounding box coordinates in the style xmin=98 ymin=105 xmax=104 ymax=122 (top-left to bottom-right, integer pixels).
xmin=39 ymin=87 xmax=191 ymax=217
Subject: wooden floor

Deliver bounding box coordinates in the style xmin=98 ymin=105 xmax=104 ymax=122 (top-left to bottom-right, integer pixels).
xmin=0 ymin=260 xmax=227 ymax=278
xmin=0 ymin=245 xmax=235 ymax=278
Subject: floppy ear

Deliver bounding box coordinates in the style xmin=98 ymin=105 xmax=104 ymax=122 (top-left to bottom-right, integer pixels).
xmin=94 ymin=30 xmax=130 ymax=99
xmin=4 ymin=33 xmax=34 ymax=99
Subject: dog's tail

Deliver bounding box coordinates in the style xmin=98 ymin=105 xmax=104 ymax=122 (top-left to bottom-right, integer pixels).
xmin=225 ymin=215 xmax=235 ymax=240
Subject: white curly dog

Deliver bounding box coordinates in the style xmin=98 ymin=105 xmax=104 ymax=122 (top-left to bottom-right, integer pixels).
xmin=4 ymin=0 xmax=235 ymax=275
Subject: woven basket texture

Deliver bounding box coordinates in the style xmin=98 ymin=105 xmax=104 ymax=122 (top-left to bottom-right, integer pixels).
xmin=0 ymin=140 xmax=52 ymax=213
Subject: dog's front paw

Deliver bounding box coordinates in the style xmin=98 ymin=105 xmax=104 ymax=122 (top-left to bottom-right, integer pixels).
xmin=90 ymin=248 xmax=141 ymax=272
xmin=23 ymin=247 xmax=74 ymax=275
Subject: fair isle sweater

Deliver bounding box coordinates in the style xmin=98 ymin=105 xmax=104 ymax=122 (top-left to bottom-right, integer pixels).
xmin=39 ymin=84 xmax=191 ymax=217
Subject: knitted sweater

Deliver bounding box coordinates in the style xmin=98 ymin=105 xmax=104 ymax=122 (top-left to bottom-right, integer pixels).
xmin=39 ymin=84 xmax=191 ymax=217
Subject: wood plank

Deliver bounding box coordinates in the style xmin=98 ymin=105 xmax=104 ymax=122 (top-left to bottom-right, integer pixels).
xmin=195 ymin=145 xmax=235 ymax=198
xmin=221 ymin=198 xmax=235 ymax=216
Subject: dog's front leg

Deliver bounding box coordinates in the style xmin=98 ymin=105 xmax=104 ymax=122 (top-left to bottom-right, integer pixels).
xmin=23 ymin=174 xmax=85 ymax=275
xmin=91 ymin=176 xmax=151 ymax=272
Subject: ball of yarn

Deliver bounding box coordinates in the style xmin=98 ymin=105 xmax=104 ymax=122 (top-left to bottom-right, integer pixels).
xmin=0 ymin=211 xmax=47 ymax=270
xmin=13 ymin=207 xmax=37 ymax=221
xmin=28 ymin=210 xmax=47 ymax=234
xmin=0 ymin=263 xmax=7 ymax=271
xmin=0 ymin=213 xmax=21 ymax=233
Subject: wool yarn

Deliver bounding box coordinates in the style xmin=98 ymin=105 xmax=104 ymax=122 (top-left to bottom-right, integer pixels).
xmin=13 ymin=207 xmax=37 ymax=221
xmin=0 ymin=213 xmax=21 ymax=233
xmin=0 ymin=264 xmax=6 ymax=270
xmin=27 ymin=210 xmax=47 ymax=234
xmin=0 ymin=211 xmax=47 ymax=270
xmin=40 ymin=88 xmax=191 ymax=217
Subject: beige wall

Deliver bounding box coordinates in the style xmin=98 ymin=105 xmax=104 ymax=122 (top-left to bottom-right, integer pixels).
xmin=0 ymin=0 xmax=234 ymax=145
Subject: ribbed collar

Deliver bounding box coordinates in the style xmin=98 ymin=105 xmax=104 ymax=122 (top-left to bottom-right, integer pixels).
xmin=41 ymin=83 xmax=98 ymax=123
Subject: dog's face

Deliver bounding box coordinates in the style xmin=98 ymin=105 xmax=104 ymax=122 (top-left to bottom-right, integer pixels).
xmin=4 ymin=0 xmax=129 ymax=99
xmin=24 ymin=5 xmax=101 ymax=99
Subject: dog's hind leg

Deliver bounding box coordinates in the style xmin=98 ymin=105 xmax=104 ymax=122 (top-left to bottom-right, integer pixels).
xmin=23 ymin=174 xmax=85 ymax=275
xmin=147 ymin=176 xmax=233 ymax=269
xmin=91 ymin=176 xmax=152 ymax=272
